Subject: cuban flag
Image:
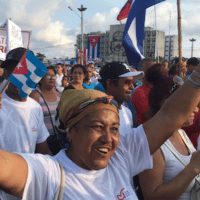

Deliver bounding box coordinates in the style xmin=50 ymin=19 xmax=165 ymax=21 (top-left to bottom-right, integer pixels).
xmin=8 ymin=50 xmax=48 ymax=98
xmin=117 ymin=0 xmax=133 ymax=22
xmin=122 ymin=0 xmax=165 ymax=68
xmin=88 ymin=36 xmax=100 ymax=60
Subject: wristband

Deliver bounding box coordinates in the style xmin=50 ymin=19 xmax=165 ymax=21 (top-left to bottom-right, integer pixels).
xmin=187 ymin=75 xmax=200 ymax=88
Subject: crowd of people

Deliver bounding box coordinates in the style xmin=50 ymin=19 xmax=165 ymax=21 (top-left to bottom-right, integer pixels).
xmin=0 ymin=47 xmax=200 ymax=200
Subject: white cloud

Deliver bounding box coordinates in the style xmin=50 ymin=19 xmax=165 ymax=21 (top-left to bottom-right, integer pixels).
xmin=84 ymin=7 xmax=120 ymax=33
xmin=1 ymin=0 xmax=200 ymax=59
xmin=35 ymin=21 xmax=72 ymax=43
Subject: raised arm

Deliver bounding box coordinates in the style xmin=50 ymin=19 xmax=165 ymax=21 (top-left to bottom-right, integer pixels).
xmin=0 ymin=150 xmax=28 ymax=198
xmin=143 ymin=64 xmax=200 ymax=155
xmin=139 ymin=149 xmax=200 ymax=200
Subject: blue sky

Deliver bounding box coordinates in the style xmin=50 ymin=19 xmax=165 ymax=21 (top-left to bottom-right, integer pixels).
xmin=0 ymin=0 xmax=200 ymax=60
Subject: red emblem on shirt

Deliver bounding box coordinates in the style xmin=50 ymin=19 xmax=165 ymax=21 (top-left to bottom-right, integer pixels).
xmin=117 ymin=188 xmax=126 ymax=200
xmin=32 ymin=126 xmax=35 ymax=132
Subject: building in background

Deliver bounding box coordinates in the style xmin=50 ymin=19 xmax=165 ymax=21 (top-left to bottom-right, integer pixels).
xmin=76 ymin=24 xmax=128 ymax=65
xmin=77 ymin=25 xmax=167 ymax=65
xmin=164 ymin=35 xmax=178 ymax=62
xmin=143 ymin=27 xmax=165 ymax=61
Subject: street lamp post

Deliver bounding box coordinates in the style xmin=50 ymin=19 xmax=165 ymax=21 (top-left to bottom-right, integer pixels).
xmin=68 ymin=5 xmax=87 ymax=64
xmin=189 ymin=38 xmax=196 ymax=57
xmin=78 ymin=5 xmax=87 ymax=63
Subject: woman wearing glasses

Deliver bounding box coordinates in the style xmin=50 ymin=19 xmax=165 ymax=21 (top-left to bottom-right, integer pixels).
xmin=30 ymin=66 xmax=61 ymax=155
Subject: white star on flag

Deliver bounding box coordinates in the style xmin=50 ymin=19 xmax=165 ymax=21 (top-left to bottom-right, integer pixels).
xmin=93 ymin=39 xmax=96 ymax=43
xmin=17 ymin=63 xmax=23 ymax=69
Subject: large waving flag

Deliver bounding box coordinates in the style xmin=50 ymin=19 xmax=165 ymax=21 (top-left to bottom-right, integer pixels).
xmin=122 ymin=0 xmax=165 ymax=68
xmin=88 ymin=36 xmax=100 ymax=60
xmin=117 ymin=0 xmax=133 ymax=22
xmin=8 ymin=50 xmax=48 ymax=98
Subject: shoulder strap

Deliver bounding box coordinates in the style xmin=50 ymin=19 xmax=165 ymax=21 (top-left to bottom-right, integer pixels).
xmin=178 ymin=129 xmax=193 ymax=154
xmin=36 ymin=89 xmax=57 ymax=136
xmin=164 ymin=141 xmax=188 ymax=166
xmin=54 ymin=163 xmax=65 ymax=200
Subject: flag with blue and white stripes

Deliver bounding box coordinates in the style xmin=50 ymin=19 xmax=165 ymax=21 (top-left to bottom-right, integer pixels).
xmin=8 ymin=50 xmax=48 ymax=98
xmin=88 ymin=36 xmax=101 ymax=60
xmin=122 ymin=0 xmax=165 ymax=68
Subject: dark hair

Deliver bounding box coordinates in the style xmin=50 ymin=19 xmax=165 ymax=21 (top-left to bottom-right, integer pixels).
xmin=136 ymin=58 xmax=155 ymax=71
xmin=47 ymin=66 xmax=56 ymax=75
xmin=62 ymin=75 xmax=68 ymax=81
xmin=71 ymin=64 xmax=86 ymax=75
xmin=145 ymin=64 xmax=168 ymax=87
xmin=168 ymin=65 xmax=176 ymax=76
xmin=149 ymin=76 xmax=180 ymax=115
xmin=101 ymin=79 xmax=118 ymax=91
xmin=175 ymin=57 xmax=186 ymax=65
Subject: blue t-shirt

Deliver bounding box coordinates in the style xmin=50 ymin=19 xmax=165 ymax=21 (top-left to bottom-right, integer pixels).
xmin=82 ymin=82 xmax=96 ymax=89
xmin=94 ymin=82 xmax=106 ymax=93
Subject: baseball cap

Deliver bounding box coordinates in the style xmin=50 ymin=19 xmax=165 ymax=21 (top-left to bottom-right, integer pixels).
xmin=187 ymin=57 xmax=199 ymax=66
xmin=1 ymin=47 xmax=27 ymax=68
xmin=70 ymin=60 xmax=76 ymax=65
xmin=56 ymin=61 xmax=64 ymax=65
xmin=100 ymin=62 xmax=144 ymax=81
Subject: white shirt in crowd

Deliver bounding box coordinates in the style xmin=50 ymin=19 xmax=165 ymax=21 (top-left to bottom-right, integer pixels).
xmin=197 ymin=135 xmax=200 ymax=150
xmin=90 ymin=75 xmax=98 ymax=86
xmin=0 ymin=92 xmax=50 ymax=200
xmin=160 ymin=129 xmax=196 ymax=200
xmin=16 ymin=125 xmax=152 ymax=200
xmin=0 ymin=92 xmax=50 ymax=153
xmin=55 ymin=74 xmax=64 ymax=93
xmin=119 ymin=105 xmax=133 ymax=135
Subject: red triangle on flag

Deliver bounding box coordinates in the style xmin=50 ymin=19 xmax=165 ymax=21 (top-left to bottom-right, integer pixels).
xmin=12 ymin=51 xmax=29 ymax=75
xmin=89 ymin=36 xmax=100 ymax=49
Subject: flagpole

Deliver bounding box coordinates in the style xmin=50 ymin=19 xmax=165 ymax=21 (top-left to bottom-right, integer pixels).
xmin=154 ymin=6 xmax=159 ymax=63
xmin=0 ymin=80 xmax=10 ymax=95
xmin=177 ymin=0 xmax=182 ymax=74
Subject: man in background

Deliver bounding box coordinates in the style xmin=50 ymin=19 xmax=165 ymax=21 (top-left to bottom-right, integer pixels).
xmin=82 ymin=65 xmax=95 ymax=89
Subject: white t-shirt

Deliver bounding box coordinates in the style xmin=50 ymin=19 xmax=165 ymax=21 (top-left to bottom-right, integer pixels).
xmin=90 ymin=76 xmax=98 ymax=86
xmin=55 ymin=74 xmax=64 ymax=93
xmin=119 ymin=105 xmax=133 ymax=136
xmin=160 ymin=129 xmax=196 ymax=200
xmin=18 ymin=125 xmax=152 ymax=200
xmin=197 ymin=135 xmax=200 ymax=150
xmin=0 ymin=92 xmax=49 ymax=153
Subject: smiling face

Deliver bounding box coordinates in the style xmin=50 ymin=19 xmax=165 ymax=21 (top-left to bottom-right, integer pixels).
xmin=66 ymin=109 xmax=120 ymax=170
xmin=72 ymin=67 xmax=85 ymax=84
xmin=109 ymin=76 xmax=135 ymax=107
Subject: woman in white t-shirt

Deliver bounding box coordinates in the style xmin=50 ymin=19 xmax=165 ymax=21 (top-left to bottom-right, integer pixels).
xmin=1 ymin=63 xmax=200 ymax=199
xmin=139 ymin=76 xmax=199 ymax=200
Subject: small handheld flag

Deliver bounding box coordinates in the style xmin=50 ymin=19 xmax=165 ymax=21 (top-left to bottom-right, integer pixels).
xmin=8 ymin=49 xmax=48 ymax=98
